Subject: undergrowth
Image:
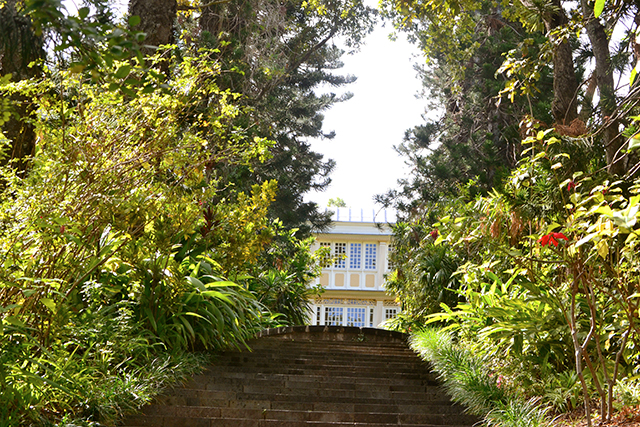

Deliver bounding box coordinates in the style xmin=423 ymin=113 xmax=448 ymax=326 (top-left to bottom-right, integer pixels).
xmin=410 ymin=328 xmax=550 ymax=427
xmin=0 ymin=302 xmax=210 ymax=426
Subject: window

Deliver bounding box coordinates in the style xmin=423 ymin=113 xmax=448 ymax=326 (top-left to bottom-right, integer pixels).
xmin=325 ymin=307 xmax=343 ymax=325
xmin=349 ymin=243 xmax=362 ymax=269
xmin=369 ymin=308 xmax=374 ymax=327
xmin=387 ymin=245 xmax=394 ymax=271
xmin=320 ymin=242 xmax=331 ymax=267
xmin=364 ymin=243 xmax=377 ymax=270
xmin=334 ymin=243 xmax=346 ymax=269
xmin=384 ymin=308 xmax=398 ymax=320
xmin=346 ymin=307 xmax=366 ymax=327
xmin=316 ymin=306 xmax=321 ymax=324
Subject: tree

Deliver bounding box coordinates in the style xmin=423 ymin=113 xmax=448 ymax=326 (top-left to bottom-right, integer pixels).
xmin=0 ymin=0 xmax=44 ymax=174
xmin=328 ymin=197 xmax=347 ymax=207
xmin=1 ymin=0 xmax=147 ymax=174
xmin=194 ymin=0 xmax=376 ymax=232
xmin=129 ymin=0 xmax=176 ymax=57
xmin=376 ymin=6 xmax=556 ymax=211
xmin=381 ymin=0 xmax=639 ymax=181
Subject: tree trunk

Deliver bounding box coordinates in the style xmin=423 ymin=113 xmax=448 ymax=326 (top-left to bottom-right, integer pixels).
xmin=129 ymin=0 xmax=177 ymax=57
xmin=580 ymin=0 xmax=625 ymax=175
xmin=543 ymin=0 xmax=579 ymax=125
xmin=0 ymin=0 xmax=44 ymax=176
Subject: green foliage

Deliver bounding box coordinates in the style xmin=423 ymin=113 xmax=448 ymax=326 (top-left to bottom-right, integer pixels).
xmin=411 ymin=328 xmax=549 ymax=427
xmin=0 ymin=301 xmax=209 ymax=425
xmin=391 ymin=127 xmax=640 ymax=423
xmin=0 ymin=0 xmax=372 ymax=423
xmin=385 ymin=217 xmax=462 ymax=325
xmin=193 ymin=0 xmax=377 ymax=233
xmin=132 ymin=255 xmax=263 ymax=351
xmin=0 ymin=52 xmax=285 ymax=424
xmin=327 ymin=197 xmax=347 ymax=207
xmin=376 ymin=6 xmax=555 ymax=210
xmin=246 ymin=223 xmax=325 ymax=325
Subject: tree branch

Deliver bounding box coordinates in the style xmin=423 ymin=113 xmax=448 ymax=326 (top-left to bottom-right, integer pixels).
xmin=177 ymin=0 xmax=230 ymax=11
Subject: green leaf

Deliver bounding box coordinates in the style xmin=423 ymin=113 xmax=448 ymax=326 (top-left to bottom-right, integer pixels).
xmin=185 ymin=311 xmax=212 ymax=324
xmin=178 ymin=315 xmax=195 ymax=340
xmin=129 ymin=15 xmax=141 ymax=27
xmin=143 ymin=307 xmax=157 ymax=332
xmin=40 ymin=298 xmax=57 ymax=313
xmin=5 ymin=316 xmax=26 ymax=328
xmin=99 ymin=224 xmax=112 ymax=249
xmin=594 ymin=0 xmax=604 ymax=18
xmin=575 ymin=232 xmax=598 ymax=248
xmin=120 ymin=86 xmax=136 ymax=97
xmin=114 ymin=65 xmax=131 ymax=79
xmin=78 ymin=6 xmax=90 ymax=19
xmin=186 ymin=276 xmax=207 ymax=291
xmin=205 ymin=281 xmax=239 ymax=288
xmin=629 ymin=138 xmax=640 ymax=152
xmin=201 ymin=291 xmax=233 ymax=304
xmin=69 ymin=63 xmax=86 ymax=73
xmin=630 ymin=67 xmax=638 ymax=87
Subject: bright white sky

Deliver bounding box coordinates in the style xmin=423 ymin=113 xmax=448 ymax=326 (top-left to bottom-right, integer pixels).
xmin=304 ymin=20 xmax=429 ymax=210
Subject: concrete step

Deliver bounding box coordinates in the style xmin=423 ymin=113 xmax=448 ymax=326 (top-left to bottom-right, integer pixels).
xmin=183 ymin=378 xmax=437 ymax=393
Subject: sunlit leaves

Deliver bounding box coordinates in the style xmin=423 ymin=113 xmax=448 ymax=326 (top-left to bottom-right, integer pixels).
xmin=594 ymin=0 xmax=605 ymax=18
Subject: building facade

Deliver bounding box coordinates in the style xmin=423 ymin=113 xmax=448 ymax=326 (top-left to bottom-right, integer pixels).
xmin=309 ymin=208 xmax=399 ymax=328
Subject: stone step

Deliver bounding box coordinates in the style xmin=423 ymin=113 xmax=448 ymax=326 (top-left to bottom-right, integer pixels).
xmin=156 ymin=389 xmax=453 ymax=407
xmin=118 ymin=327 xmax=476 ymax=427
xmin=138 ymin=403 xmax=468 ymax=423
xmin=183 ymin=373 xmax=437 ymax=390
xmin=218 ymin=354 xmax=426 ymax=365
xmin=201 ymin=365 xmax=436 ymax=379
xmin=218 ymin=350 xmax=421 ymax=362
xmin=238 ymin=345 xmax=415 ymax=357
xmin=123 ymin=415 xmax=478 ymax=427
xmin=183 ymin=378 xmax=437 ymax=393
xmin=216 ymin=358 xmax=430 ymax=370
xmin=212 ymin=361 xmax=431 ymax=372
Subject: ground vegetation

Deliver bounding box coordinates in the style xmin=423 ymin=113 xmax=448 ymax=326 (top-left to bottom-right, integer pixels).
xmin=381 ymin=0 xmax=640 ymax=426
xmin=0 ymin=0 xmax=370 ymax=424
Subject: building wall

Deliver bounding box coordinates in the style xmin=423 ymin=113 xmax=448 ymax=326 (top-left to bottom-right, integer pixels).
xmin=309 ymin=213 xmax=399 ymax=328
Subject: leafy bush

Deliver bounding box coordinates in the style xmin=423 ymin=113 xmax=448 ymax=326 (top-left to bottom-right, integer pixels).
xmin=0 ymin=53 xmax=285 ymax=425
xmin=246 ymin=223 xmax=325 ymax=326
xmin=392 ymin=128 xmax=640 ymax=425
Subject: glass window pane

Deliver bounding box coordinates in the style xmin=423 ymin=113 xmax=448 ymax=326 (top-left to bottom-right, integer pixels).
xmin=325 ymin=307 xmax=343 ymax=325
xmin=350 ymin=243 xmax=362 ymax=269
xmin=334 ymin=243 xmax=346 ymax=269
xmin=365 ymin=243 xmax=377 ymax=270
xmin=346 ymin=307 xmax=366 ymax=327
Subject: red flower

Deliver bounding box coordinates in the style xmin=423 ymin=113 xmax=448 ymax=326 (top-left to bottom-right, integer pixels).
xmin=538 ymin=232 xmax=569 ymax=247
xmin=567 ymin=180 xmax=576 ymax=192
xmin=430 ymin=229 xmax=439 ymax=239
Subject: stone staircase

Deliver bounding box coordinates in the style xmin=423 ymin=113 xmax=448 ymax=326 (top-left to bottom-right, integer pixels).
xmin=120 ymin=326 xmax=477 ymax=427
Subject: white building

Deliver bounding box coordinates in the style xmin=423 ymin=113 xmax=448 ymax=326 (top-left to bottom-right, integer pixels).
xmin=309 ymin=208 xmax=400 ymax=328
